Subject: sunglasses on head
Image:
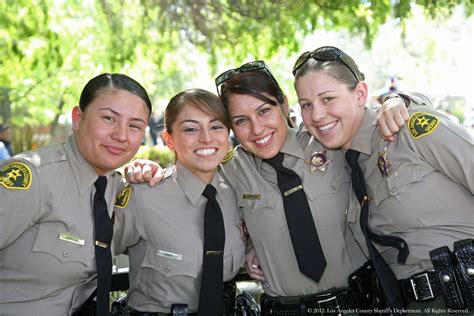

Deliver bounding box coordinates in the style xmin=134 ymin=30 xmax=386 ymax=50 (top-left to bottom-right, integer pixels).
xmin=215 ymin=60 xmax=279 ymax=96
xmin=292 ymin=46 xmax=363 ymax=82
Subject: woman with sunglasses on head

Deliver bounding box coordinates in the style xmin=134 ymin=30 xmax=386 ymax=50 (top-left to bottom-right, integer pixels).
xmin=113 ymin=89 xmax=245 ymax=315
xmin=213 ymin=60 xmax=429 ymax=315
xmin=0 ymin=73 xmax=152 ymax=315
xmin=126 ymin=63 xmax=424 ymax=314
xmin=293 ymin=46 xmax=474 ymax=314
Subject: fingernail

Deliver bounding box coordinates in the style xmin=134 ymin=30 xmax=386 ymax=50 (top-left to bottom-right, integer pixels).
xmin=251 ymin=264 xmax=258 ymax=269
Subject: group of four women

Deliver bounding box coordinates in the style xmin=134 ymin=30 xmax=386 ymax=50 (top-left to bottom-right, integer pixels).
xmin=1 ymin=46 xmax=472 ymax=315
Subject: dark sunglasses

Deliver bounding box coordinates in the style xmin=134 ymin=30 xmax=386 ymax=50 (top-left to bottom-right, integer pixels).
xmin=215 ymin=60 xmax=279 ymax=96
xmin=292 ymin=46 xmax=363 ymax=82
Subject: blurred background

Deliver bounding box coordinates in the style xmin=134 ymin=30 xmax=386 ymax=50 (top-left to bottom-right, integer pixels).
xmin=1 ymin=0 xmax=472 ymax=163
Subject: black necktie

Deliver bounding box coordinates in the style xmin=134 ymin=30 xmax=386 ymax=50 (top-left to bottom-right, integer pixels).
xmin=264 ymin=152 xmax=326 ymax=282
xmin=93 ymin=176 xmax=113 ymax=316
xmin=198 ymin=184 xmax=226 ymax=316
xmin=345 ymin=149 xmax=408 ymax=309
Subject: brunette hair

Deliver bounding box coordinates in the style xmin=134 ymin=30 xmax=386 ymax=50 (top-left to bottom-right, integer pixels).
xmin=79 ymin=73 xmax=152 ymax=116
xmin=164 ymin=88 xmax=230 ymax=133
xmin=218 ymin=69 xmax=294 ymax=127
xmin=294 ymin=48 xmax=364 ymax=91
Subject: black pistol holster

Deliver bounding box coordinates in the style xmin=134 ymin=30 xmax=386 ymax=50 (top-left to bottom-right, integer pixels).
xmin=429 ymin=238 xmax=474 ymax=310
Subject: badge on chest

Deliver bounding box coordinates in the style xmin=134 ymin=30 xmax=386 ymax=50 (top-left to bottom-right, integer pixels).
xmin=305 ymin=150 xmax=333 ymax=173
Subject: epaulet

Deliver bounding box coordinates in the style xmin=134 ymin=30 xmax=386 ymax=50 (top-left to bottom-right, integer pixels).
xmin=114 ymin=185 xmax=132 ymax=208
xmin=0 ymin=160 xmax=33 ymax=190
xmin=221 ymin=148 xmax=235 ymax=164
xmin=16 ymin=145 xmax=67 ymax=168
xmin=408 ymin=111 xmax=440 ymax=139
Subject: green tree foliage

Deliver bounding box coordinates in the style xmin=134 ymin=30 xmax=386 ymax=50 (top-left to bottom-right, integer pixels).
xmin=0 ymin=0 xmax=472 ymax=132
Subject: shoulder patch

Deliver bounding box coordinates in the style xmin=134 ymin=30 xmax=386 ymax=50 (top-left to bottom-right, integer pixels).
xmin=0 ymin=161 xmax=32 ymax=190
xmin=221 ymin=148 xmax=234 ymax=164
xmin=114 ymin=185 xmax=132 ymax=208
xmin=408 ymin=112 xmax=440 ymax=139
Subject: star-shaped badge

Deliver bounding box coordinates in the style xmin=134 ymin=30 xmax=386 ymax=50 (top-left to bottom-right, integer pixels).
xmin=305 ymin=150 xmax=333 ymax=173
xmin=378 ymin=147 xmax=391 ymax=177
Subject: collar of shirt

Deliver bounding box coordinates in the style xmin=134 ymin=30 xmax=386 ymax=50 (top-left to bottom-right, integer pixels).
xmin=348 ymin=108 xmax=378 ymax=156
xmin=254 ymin=126 xmax=306 ymax=171
xmin=66 ymin=135 xmax=119 ymax=197
xmin=174 ymin=160 xmax=225 ymax=207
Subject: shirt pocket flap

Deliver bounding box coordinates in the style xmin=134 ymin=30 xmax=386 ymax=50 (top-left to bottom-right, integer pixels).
xmin=305 ymin=168 xmax=350 ymax=201
xmin=142 ymin=244 xmax=199 ymax=278
xmin=33 ymin=224 xmax=93 ymax=266
xmin=373 ymin=166 xmax=422 ymax=205
xmin=236 ymin=190 xmax=278 ymax=213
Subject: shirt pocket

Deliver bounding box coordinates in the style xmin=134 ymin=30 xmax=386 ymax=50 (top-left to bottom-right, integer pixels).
xmin=305 ymin=167 xmax=350 ymax=201
xmin=32 ymin=223 xmax=94 ymax=266
xmin=373 ymin=165 xmax=422 ymax=205
xmin=304 ymin=168 xmax=351 ymax=232
xmin=371 ymin=165 xmax=429 ymax=229
xmin=236 ymin=190 xmax=287 ymax=247
xmin=138 ymin=243 xmax=199 ymax=303
xmin=223 ymin=243 xmax=245 ymax=281
xmin=15 ymin=223 xmax=94 ymax=300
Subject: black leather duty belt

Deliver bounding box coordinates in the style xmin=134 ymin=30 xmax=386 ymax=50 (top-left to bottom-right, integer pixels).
xmin=400 ymin=270 xmax=442 ymax=303
xmin=260 ymin=287 xmax=359 ymax=316
xmin=401 ymin=238 xmax=473 ymax=310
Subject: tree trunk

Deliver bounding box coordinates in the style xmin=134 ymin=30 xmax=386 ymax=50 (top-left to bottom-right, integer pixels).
xmin=1 ymin=87 xmax=11 ymax=124
xmin=50 ymin=90 xmax=65 ymax=140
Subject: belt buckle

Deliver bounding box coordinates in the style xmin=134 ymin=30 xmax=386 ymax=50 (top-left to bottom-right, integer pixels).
xmin=410 ymin=272 xmax=434 ymax=301
xmin=317 ymin=295 xmax=340 ymax=314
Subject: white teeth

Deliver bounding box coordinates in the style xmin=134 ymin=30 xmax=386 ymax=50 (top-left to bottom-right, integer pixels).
xmin=318 ymin=122 xmax=337 ymax=132
xmin=255 ymin=134 xmax=272 ymax=144
xmin=195 ymin=148 xmax=216 ymax=156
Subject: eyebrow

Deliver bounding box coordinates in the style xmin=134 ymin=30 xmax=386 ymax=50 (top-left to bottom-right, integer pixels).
xmin=178 ymin=118 xmax=222 ymax=126
xmin=298 ymin=90 xmax=336 ymax=102
xmin=99 ymin=107 xmax=146 ymax=124
xmin=230 ymin=102 xmax=268 ymax=121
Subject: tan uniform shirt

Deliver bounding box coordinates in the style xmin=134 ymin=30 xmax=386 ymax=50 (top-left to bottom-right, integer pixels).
xmin=348 ymin=108 xmax=474 ymax=279
xmin=113 ymin=161 xmax=245 ymax=313
xmin=221 ymin=127 xmax=367 ymax=297
xmin=0 ymin=135 xmax=122 ymax=316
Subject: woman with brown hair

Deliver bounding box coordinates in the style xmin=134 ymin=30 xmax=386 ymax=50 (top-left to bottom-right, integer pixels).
xmin=113 ymin=89 xmax=245 ymax=315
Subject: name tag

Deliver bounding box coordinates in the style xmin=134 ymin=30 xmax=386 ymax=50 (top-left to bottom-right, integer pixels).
xmin=59 ymin=233 xmax=85 ymax=246
xmin=157 ymin=250 xmax=183 ymax=260
xmin=243 ymin=193 xmax=261 ymax=200
xmin=206 ymin=250 xmax=224 ymax=256
xmin=284 ymin=185 xmax=303 ymax=196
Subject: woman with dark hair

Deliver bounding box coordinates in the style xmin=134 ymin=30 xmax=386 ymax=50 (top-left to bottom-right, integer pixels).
xmin=214 ymin=60 xmax=433 ymax=314
xmin=293 ymin=46 xmax=473 ymax=313
xmin=215 ymin=62 xmax=368 ymax=313
xmin=0 ymin=73 xmax=152 ymax=315
xmin=127 ymin=62 xmax=423 ymax=314
xmin=113 ymin=89 xmax=245 ymax=315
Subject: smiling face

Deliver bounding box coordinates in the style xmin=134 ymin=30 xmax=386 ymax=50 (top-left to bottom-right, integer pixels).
xmin=162 ymin=104 xmax=229 ymax=183
xmin=295 ymin=70 xmax=367 ymax=150
xmin=227 ymin=93 xmax=288 ymax=159
xmin=72 ymin=89 xmax=149 ymax=175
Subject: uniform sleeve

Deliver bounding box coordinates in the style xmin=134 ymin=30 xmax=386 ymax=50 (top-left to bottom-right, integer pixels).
xmin=113 ymin=185 xmax=141 ymax=255
xmin=0 ymin=159 xmax=41 ymax=248
xmin=401 ymin=109 xmax=474 ymax=193
xmin=400 ymin=92 xmax=434 ymax=109
xmin=219 ymin=155 xmax=239 ymax=188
